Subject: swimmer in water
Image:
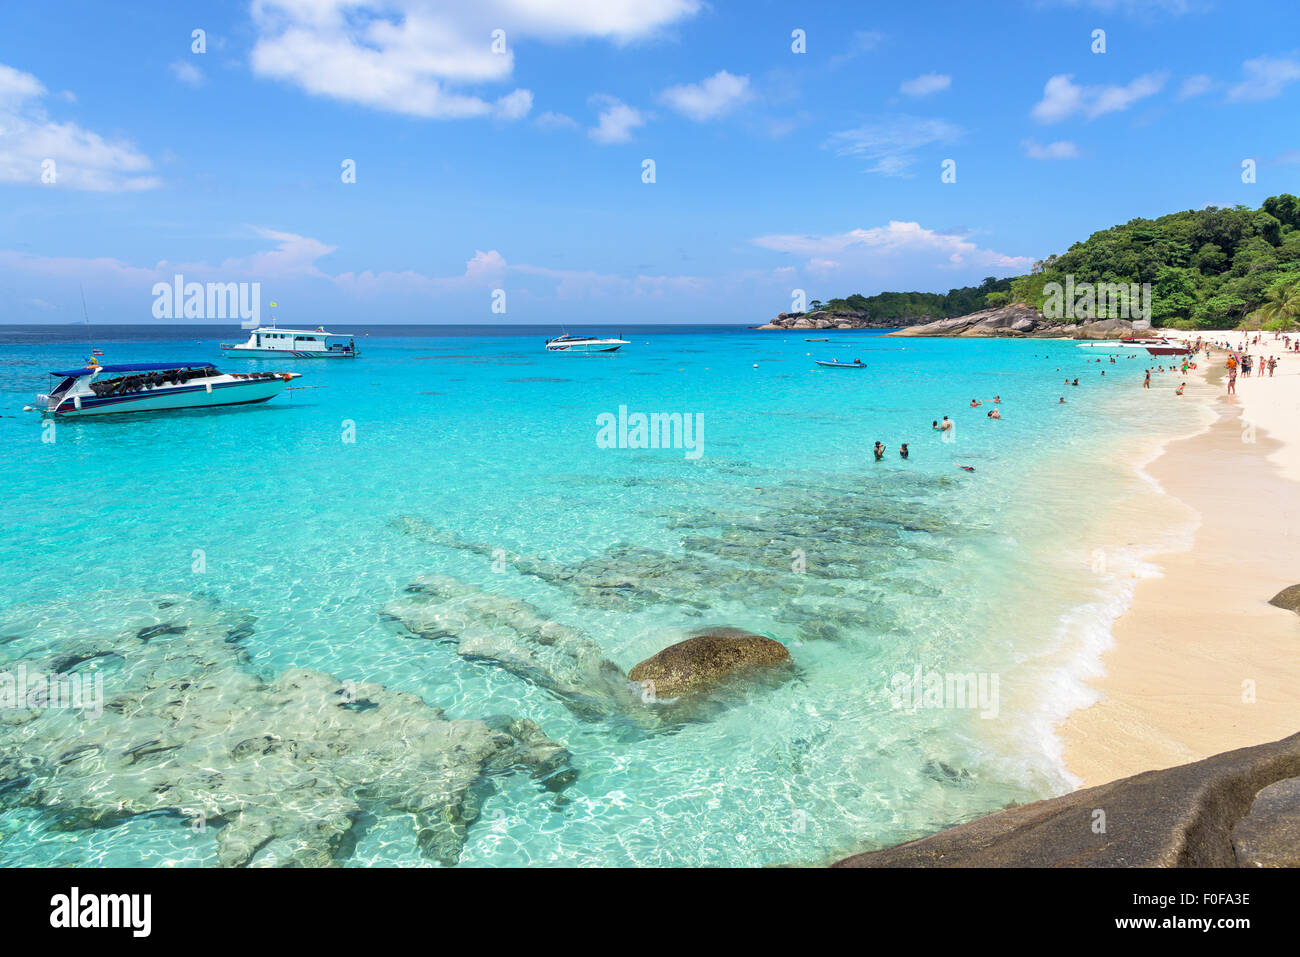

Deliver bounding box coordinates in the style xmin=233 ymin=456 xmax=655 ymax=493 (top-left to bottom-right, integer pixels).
xmin=970 ymin=398 xmax=981 ymax=407
xmin=987 ymin=408 xmax=1001 ymax=419
xmin=958 ymin=464 xmax=975 ymax=472
xmin=873 ymin=441 xmax=886 ymax=461
xmin=1059 ymin=396 xmax=1066 ymax=404
xmin=899 ymin=443 xmax=909 ymax=459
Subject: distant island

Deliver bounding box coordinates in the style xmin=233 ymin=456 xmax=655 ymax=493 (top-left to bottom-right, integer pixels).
xmin=758 ymin=194 xmax=1300 ymax=335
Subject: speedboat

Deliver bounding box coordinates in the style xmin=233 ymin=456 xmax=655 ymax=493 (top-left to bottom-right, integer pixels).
xmin=544 ymin=334 xmax=629 ymax=353
xmin=815 ymin=359 xmax=866 ymax=368
xmin=24 ymin=362 xmax=300 ymax=417
xmin=220 ymin=326 xmax=358 ymax=358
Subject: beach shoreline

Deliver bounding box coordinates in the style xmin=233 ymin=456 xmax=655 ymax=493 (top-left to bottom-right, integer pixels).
xmin=1061 ymin=331 xmax=1300 ymax=788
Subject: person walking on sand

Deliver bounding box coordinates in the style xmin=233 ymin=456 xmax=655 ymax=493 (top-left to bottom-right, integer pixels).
xmin=1227 ymin=369 xmax=1237 ymax=395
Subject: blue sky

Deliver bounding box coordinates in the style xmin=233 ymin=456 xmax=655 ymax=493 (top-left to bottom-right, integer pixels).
xmin=0 ymin=0 xmax=1297 ymax=325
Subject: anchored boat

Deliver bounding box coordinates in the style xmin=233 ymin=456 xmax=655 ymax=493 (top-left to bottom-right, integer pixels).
xmin=25 ymin=362 xmax=300 ymax=417
xmin=815 ymin=359 xmax=866 ymax=368
xmin=220 ymin=326 xmax=358 ymax=358
xmin=544 ymin=333 xmax=629 ymax=353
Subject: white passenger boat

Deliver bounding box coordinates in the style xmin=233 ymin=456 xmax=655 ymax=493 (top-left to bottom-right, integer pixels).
xmin=544 ymin=333 xmax=629 ymax=353
xmin=220 ymin=326 xmax=358 ymax=358
xmin=1076 ymin=336 xmax=1189 ymax=356
xmin=24 ymin=362 xmax=300 ymax=417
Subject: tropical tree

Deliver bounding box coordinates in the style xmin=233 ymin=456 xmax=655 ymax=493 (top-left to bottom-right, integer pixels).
xmin=1255 ymin=280 xmax=1300 ymax=330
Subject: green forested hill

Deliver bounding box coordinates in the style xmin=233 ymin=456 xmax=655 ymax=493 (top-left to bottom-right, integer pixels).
xmin=825 ymin=195 xmax=1300 ymax=330
xmin=823 ymin=276 xmax=1012 ymax=322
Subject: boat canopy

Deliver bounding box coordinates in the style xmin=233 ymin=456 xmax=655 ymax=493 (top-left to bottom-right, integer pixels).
xmin=49 ymin=362 xmax=216 ymax=377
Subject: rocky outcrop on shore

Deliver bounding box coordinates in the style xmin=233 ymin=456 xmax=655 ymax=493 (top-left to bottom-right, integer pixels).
xmin=834 ymin=731 xmax=1300 ymax=867
xmin=888 ymin=304 xmax=1147 ymax=339
xmin=757 ymin=303 xmax=1150 ymax=338
xmin=756 ymin=309 xmax=923 ymax=331
xmin=1267 ymin=584 xmax=1300 ymax=614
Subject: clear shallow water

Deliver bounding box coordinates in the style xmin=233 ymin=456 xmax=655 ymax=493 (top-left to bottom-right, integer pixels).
xmin=0 ymin=325 xmax=1200 ymax=866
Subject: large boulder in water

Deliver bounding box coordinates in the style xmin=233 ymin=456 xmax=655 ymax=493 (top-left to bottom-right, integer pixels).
xmin=628 ymin=628 xmax=792 ymax=699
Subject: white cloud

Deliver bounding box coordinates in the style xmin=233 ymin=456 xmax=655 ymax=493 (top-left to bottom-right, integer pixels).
xmin=659 ymin=70 xmax=752 ymax=121
xmin=1031 ymin=72 xmax=1166 ymax=122
xmin=0 ymin=229 xmax=504 ymax=298
xmin=1177 ymin=74 xmax=1213 ymax=99
xmin=825 ymin=115 xmax=962 ymax=177
xmin=0 ymin=63 xmax=44 ymax=108
xmin=493 ymin=88 xmax=533 ymax=120
xmin=170 ymin=60 xmax=205 ymax=87
xmin=248 ymin=0 xmax=699 ymax=119
xmin=1226 ymin=55 xmax=1300 ymax=102
xmin=899 ymin=73 xmax=951 ymax=97
xmin=587 ymin=95 xmax=646 ymax=144
xmin=752 ymin=221 xmax=1033 ymax=272
xmin=1022 ymin=138 xmax=1080 ymax=159
xmin=0 ymin=63 xmax=159 ymax=191
xmin=536 ymin=110 xmax=579 ymax=131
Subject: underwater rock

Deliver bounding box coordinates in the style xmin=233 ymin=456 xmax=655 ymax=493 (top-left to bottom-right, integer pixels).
xmin=628 ymin=628 xmax=792 ymax=699
xmin=382 ymin=574 xmax=639 ymax=718
xmin=384 ymin=575 xmax=797 ymax=719
xmin=0 ymin=593 xmax=573 ymax=867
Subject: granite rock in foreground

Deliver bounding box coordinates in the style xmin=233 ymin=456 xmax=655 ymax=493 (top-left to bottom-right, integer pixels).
xmin=1267 ymin=584 xmax=1300 ymax=614
xmin=834 ymin=731 xmax=1300 ymax=867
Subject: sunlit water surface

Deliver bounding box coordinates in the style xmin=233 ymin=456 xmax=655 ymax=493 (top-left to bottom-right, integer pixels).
xmin=0 ymin=324 xmax=1201 ymax=866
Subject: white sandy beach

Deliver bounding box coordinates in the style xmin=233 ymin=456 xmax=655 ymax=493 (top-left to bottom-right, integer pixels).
xmin=1062 ymin=330 xmax=1300 ymax=787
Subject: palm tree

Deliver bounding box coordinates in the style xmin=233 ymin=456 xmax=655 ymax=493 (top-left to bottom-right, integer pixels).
xmin=1256 ymin=281 xmax=1300 ymax=330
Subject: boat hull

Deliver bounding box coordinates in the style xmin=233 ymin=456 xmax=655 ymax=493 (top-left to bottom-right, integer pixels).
xmin=48 ymin=378 xmax=291 ymax=416
xmin=545 ymin=343 xmax=624 ymax=353
xmin=219 ymin=347 xmax=357 ymax=358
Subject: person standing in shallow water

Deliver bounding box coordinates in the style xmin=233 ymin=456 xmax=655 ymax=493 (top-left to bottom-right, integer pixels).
xmin=899 ymin=443 xmax=909 ymax=459
xmin=873 ymin=441 xmax=886 ymax=461
xmin=1143 ymin=369 xmax=1151 ymax=389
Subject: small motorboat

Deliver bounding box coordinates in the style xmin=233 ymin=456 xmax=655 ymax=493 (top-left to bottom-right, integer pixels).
xmin=805 ymin=337 xmax=829 ymax=342
xmin=815 ymin=359 xmax=866 ymax=368
xmin=544 ymin=333 xmax=629 ymax=353
xmin=24 ymin=362 xmax=300 ymax=417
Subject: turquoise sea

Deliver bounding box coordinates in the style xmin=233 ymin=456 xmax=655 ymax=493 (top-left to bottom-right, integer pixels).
xmin=0 ymin=324 xmax=1202 ymax=866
